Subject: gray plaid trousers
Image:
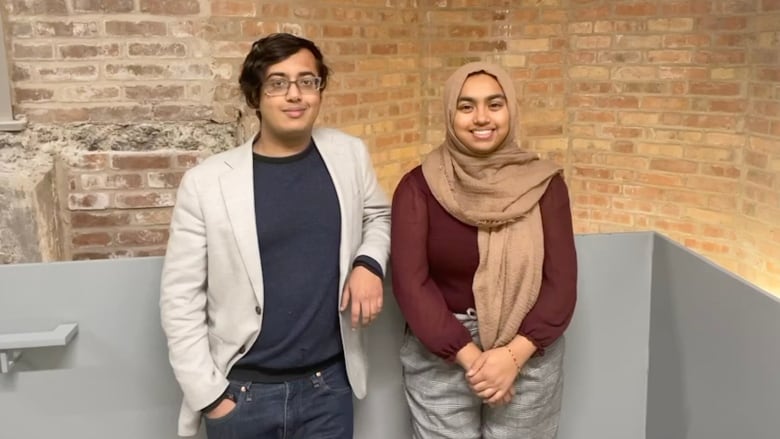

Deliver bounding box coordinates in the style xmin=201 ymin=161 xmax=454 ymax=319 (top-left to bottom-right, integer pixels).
xmin=399 ymin=311 xmax=565 ymax=439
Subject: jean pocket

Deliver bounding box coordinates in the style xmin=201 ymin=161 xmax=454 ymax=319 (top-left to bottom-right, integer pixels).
xmin=203 ymin=382 xmax=246 ymax=426
xmin=313 ymin=363 xmax=352 ymax=394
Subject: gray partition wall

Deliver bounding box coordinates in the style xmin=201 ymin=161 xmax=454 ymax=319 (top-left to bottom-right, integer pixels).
xmin=1 ymin=232 xmax=779 ymax=438
xmin=647 ymin=235 xmax=780 ymax=439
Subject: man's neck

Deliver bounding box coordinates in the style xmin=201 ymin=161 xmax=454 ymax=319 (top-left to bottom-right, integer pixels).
xmin=252 ymin=132 xmax=311 ymax=157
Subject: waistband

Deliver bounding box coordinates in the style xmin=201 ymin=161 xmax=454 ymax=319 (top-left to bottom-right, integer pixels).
xmin=453 ymin=307 xmax=478 ymax=321
xmin=228 ymin=353 xmax=343 ymax=384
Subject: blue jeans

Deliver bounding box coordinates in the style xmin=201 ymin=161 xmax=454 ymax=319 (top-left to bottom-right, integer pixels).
xmin=204 ymin=361 xmax=354 ymax=439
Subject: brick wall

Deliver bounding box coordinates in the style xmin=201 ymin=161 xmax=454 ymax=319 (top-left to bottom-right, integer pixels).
xmin=740 ymin=2 xmax=780 ymax=291
xmin=562 ymin=0 xmax=780 ymax=292
xmin=2 ymin=0 xmax=779 ymax=293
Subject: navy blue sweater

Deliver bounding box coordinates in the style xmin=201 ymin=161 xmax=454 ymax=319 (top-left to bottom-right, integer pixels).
xmin=234 ymin=141 xmax=380 ymax=372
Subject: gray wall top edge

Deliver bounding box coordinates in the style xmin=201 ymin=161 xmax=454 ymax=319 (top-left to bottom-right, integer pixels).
xmin=652 ymin=233 xmax=779 ymax=303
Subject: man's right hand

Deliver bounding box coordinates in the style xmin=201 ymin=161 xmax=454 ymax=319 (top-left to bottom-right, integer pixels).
xmin=204 ymin=397 xmax=237 ymax=420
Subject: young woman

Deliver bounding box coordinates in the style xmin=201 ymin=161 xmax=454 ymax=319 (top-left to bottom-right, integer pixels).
xmin=391 ymin=62 xmax=577 ymax=438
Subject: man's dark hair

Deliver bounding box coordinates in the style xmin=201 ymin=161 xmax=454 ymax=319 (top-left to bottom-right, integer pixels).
xmin=239 ymin=33 xmax=330 ymax=113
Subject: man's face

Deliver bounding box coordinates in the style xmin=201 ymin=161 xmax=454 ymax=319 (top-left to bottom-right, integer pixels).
xmin=258 ymin=49 xmax=322 ymax=142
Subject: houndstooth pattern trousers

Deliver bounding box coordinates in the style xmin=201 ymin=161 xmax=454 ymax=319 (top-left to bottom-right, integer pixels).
xmin=399 ymin=310 xmax=565 ymax=439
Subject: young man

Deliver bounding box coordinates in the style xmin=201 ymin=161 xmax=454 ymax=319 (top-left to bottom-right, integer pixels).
xmin=160 ymin=33 xmax=391 ymax=438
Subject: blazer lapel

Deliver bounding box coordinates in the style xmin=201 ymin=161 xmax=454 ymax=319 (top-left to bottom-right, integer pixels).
xmin=219 ymin=141 xmax=264 ymax=303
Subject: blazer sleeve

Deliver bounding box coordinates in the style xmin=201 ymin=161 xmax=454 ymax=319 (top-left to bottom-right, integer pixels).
xmin=160 ymin=170 xmax=229 ymax=412
xmin=352 ymin=140 xmax=391 ymax=272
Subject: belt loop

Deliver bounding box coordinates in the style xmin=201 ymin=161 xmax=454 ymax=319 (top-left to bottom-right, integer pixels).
xmin=243 ymin=382 xmax=252 ymax=401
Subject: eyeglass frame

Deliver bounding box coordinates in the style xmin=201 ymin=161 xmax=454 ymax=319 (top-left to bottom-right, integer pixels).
xmin=262 ymin=76 xmax=323 ymax=97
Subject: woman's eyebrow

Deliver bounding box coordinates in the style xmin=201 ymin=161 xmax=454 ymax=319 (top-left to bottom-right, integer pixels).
xmin=457 ymin=94 xmax=507 ymax=102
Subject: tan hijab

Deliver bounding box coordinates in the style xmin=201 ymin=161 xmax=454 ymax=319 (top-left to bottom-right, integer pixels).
xmin=421 ymin=62 xmax=561 ymax=349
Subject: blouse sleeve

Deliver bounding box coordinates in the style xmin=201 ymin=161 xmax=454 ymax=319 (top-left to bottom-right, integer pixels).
xmin=518 ymin=174 xmax=578 ymax=355
xmin=390 ymin=171 xmax=473 ymax=362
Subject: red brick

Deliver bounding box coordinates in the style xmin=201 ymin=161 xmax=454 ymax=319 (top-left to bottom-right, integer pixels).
xmin=703 ymin=165 xmax=741 ymax=179
xmin=112 ymin=154 xmax=171 ymax=170
xmin=757 ymin=68 xmax=780 ymax=82
xmin=259 ymin=3 xmax=289 ymax=17
xmin=140 ymin=0 xmax=200 ymax=14
xmin=70 ymin=153 xmax=109 ymax=170
xmin=34 ymin=21 xmax=99 ymax=37
xmin=11 ymin=0 xmax=67 ymax=15
xmin=37 ymin=65 xmax=98 ymax=81
xmin=615 ymin=2 xmax=658 ymax=15
xmin=153 ymin=105 xmax=213 ymax=121
xmin=638 ymin=172 xmax=683 ymax=187
xmin=595 ymin=96 xmax=639 ymax=109
xmin=573 ymin=167 xmax=613 ymax=179
xmin=105 ymin=64 xmax=167 ymax=80
xmin=72 ymin=0 xmax=133 ymax=12
xmin=746 ymin=169 xmax=775 ymax=187
xmin=323 ymin=25 xmax=355 ymax=38
xmin=701 ymin=16 xmax=748 ymax=31
xmin=525 ymin=125 xmax=563 ymax=136
xmin=71 ymin=212 xmax=131 ymax=228
xmin=576 ymin=110 xmax=615 ymax=123
xmin=745 ymin=151 xmax=769 ymax=168
xmin=116 ymin=229 xmax=169 ymax=246
xmin=59 ymin=43 xmax=121 ymax=59
xmin=68 ymin=193 xmax=111 ymax=210
xmin=650 ymin=159 xmax=699 ymax=173
xmin=115 ymin=192 xmax=175 ymax=208
xmin=689 ymin=82 xmax=741 ymax=96
xmin=14 ymin=88 xmax=54 ymax=102
xmin=88 ymin=106 xmax=153 ymax=123
xmin=212 ymin=0 xmax=255 ymax=15
xmin=105 ymin=21 xmax=167 ymax=36
xmin=702 ymin=99 xmax=747 ymax=113
xmin=72 ymin=232 xmax=113 ymax=247
xmin=13 ymin=43 xmax=53 ymax=59
xmin=661 ymin=0 xmax=712 ymax=14
xmin=693 ymin=51 xmax=746 ymax=64
xmin=81 ymin=174 xmax=144 ymax=190
xmin=11 ymin=22 xmax=33 ymax=37
xmin=448 ymin=25 xmax=488 ymax=38
xmin=147 ymin=171 xmax=184 ymax=188
xmin=125 ymin=85 xmax=185 ymax=101
xmin=602 ymin=127 xmax=643 ymax=138
xmin=664 ymin=34 xmax=711 ymax=48
xmin=468 ymin=41 xmax=507 ymax=52
xmin=128 ymin=43 xmax=187 ymax=57
xmin=133 ymin=210 xmax=173 ymax=225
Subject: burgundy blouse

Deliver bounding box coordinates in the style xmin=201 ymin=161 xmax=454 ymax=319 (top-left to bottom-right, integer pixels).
xmin=390 ymin=166 xmax=577 ymax=362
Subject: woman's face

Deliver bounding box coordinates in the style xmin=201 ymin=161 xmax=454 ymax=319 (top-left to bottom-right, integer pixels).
xmin=452 ymin=73 xmax=510 ymax=156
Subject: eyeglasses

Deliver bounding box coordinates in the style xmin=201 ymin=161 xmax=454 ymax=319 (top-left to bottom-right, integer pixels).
xmin=263 ymin=76 xmax=322 ymax=96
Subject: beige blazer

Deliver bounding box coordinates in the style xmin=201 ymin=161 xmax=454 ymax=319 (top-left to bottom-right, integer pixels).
xmin=160 ymin=127 xmax=391 ymax=436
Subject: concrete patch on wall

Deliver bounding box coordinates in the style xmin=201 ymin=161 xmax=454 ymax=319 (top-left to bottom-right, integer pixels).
xmin=0 ymin=176 xmax=46 ymax=263
xmin=0 ymin=122 xmax=237 ymax=264
xmin=0 ymin=122 xmax=238 ymax=153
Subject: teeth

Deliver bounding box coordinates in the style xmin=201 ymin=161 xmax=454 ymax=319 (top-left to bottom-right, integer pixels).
xmin=472 ymin=130 xmax=492 ymax=138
